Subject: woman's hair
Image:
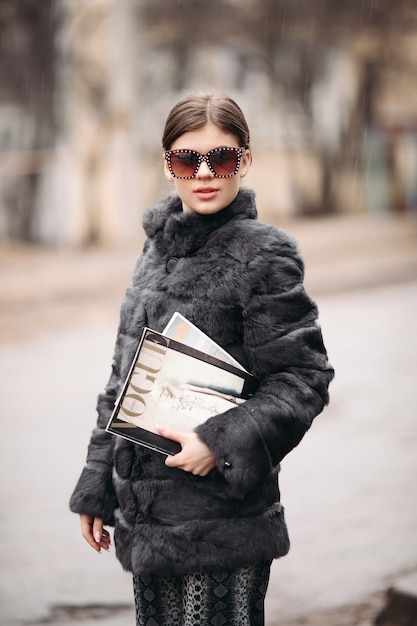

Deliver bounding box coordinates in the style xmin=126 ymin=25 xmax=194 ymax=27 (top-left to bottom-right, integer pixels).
xmin=162 ymin=93 xmax=251 ymax=151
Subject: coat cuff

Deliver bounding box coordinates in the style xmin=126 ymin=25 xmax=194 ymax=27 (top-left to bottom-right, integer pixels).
xmin=69 ymin=465 xmax=118 ymax=526
xmin=195 ymin=407 xmax=272 ymax=500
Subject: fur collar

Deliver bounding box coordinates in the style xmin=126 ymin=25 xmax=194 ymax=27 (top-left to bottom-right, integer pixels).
xmin=142 ymin=188 xmax=258 ymax=257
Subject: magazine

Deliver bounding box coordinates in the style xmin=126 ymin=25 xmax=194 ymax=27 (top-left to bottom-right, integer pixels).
xmin=106 ymin=326 xmax=258 ymax=455
xmin=163 ymin=312 xmax=248 ymax=372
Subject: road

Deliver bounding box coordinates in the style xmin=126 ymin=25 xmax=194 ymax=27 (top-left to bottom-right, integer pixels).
xmin=0 ymin=280 xmax=416 ymax=625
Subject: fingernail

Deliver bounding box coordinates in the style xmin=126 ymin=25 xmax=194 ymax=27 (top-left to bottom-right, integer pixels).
xmin=94 ymin=531 xmax=101 ymax=543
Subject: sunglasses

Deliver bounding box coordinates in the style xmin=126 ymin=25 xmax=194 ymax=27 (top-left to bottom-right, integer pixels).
xmin=164 ymin=146 xmax=245 ymax=179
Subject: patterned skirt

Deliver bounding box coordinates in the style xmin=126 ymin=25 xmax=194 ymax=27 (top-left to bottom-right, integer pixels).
xmin=133 ymin=561 xmax=271 ymax=626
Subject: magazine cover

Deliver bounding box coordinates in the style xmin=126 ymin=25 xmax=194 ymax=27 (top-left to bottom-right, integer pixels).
xmin=106 ymin=327 xmax=258 ymax=455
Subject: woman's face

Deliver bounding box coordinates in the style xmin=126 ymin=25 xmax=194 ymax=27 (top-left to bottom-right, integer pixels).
xmin=163 ymin=123 xmax=251 ymax=215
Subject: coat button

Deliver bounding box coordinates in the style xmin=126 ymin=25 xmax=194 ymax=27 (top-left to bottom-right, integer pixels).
xmin=166 ymin=257 xmax=179 ymax=273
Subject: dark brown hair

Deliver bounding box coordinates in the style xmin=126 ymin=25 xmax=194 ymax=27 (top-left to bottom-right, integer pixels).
xmin=162 ymin=92 xmax=251 ymax=151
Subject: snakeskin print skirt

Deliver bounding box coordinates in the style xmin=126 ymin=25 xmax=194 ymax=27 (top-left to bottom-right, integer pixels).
xmin=133 ymin=561 xmax=272 ymax=626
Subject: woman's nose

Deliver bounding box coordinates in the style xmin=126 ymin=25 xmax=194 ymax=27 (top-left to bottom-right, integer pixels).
xmin=195 ymin=159 xmax=213 ymax=178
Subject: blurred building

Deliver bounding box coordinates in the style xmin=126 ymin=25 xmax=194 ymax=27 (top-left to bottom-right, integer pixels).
xmin=0 ymin=0 xmax=416 ymax=246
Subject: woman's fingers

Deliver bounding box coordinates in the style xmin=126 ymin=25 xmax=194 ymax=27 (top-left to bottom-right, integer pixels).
xmin=92 ymin=518 xmax=104 ymax=544
xmin=158 ymin=429 xmax=216 ymax=475
xmin=79 ymin=514 xmax=110 ymax=552
xmin=157 ymin=425 xmax=183 ymax=443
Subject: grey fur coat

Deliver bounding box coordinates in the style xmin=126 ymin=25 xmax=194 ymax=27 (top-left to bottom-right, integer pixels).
xmin=70 ymin=188 xmax=334 ymax=576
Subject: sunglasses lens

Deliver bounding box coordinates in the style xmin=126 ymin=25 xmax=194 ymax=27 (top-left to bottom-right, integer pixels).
xmin=209 ymin=149 xmax=239 ymax=176
xmin=169 ymin=151 xmax=199 ymax=177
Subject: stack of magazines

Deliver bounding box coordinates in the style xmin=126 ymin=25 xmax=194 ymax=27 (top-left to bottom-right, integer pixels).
xmin=106 ymin=313 xmax=258 ymax=455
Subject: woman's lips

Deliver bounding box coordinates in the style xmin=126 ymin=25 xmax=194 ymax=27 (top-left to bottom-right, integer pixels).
xmin=194 ymin=187 xmax=219 ymax=200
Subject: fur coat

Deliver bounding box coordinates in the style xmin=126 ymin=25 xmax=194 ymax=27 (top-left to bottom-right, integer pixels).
xmin=70 ymin=188 xmax=334 ymax=576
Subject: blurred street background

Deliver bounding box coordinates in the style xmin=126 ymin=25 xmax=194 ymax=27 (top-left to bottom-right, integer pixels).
xmin=1 ymin=1 xmax=417 ymax=625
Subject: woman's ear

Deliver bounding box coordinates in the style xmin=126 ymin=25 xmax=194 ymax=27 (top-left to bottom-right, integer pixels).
xmin=163 ymin=154 xmax=174 ymax=181
xmin=240 ymin=149 xmax=251 ymax=178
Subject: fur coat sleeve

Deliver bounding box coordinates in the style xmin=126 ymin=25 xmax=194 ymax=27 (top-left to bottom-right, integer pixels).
xmin=69 ymin=255 xmax=147 ymax=524
xmin=195 ymin=234 xmax=334 ymax=500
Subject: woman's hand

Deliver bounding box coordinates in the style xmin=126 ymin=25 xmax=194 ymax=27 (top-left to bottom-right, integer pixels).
xmin=158 ymin=427 xmax=216 ymax=476
xmin=79 ymin=514 xmax=111 ymax=553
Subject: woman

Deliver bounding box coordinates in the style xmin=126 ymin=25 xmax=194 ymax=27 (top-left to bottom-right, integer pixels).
xmin=70 ymin=92 xmax=334 ymax=625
